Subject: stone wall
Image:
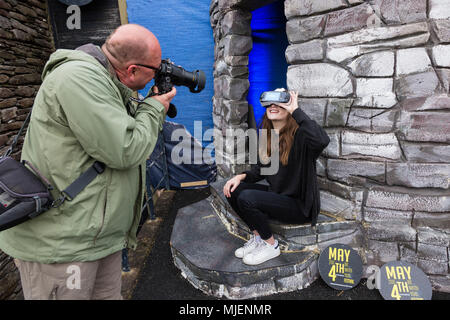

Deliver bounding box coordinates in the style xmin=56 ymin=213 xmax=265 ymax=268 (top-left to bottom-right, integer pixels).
xmin=0 ymin=0 xmax=54 ymax=299
xmin=210 ymin=0 xmax=450 ymax=292
xmin=210 ymin=0 xmax=252 ymax=177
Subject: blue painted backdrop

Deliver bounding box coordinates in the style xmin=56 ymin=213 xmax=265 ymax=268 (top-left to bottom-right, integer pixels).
xmin=127 ymin=0 xmax=215 ymax=147
xmin=127 ymin=0 xmax=288 ymax=141
xmin=248 ymin=1 xmax=289 ymax=126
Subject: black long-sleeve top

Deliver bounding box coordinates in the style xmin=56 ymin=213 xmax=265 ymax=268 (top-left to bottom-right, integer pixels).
xmin=243 ymin=108 xmax=330 ymax=226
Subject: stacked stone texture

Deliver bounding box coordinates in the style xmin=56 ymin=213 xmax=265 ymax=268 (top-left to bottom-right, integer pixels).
xmin=0 ymin=0 xmax=53 ymax=299
xmin=211 ymin=0 xmax=450 ymax=292
xmin=210 ymin=0 xmax=252 ymax=177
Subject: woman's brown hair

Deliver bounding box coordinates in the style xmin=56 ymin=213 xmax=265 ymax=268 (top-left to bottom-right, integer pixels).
xmin=260 ymin=112 xmax=299 ymax=166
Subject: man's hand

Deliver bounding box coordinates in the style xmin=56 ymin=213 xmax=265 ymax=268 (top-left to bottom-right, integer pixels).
xmin=278 ymin=90 xmax=299 ymax=114
xmin=150 ymin=86 xmax=177 ymax=114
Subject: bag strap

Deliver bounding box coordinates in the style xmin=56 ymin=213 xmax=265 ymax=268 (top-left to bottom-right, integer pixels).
xmin=3 ymin=112 xmax=32 ymax=157
xmin=2 ymin=111 xmax=106 ymax=208
xmin=52 ymin=161 xmax=105 ymax=207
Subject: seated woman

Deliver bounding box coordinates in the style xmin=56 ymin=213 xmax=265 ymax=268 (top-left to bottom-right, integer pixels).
xmin=223 ymin=90 xmax=330 ymax=266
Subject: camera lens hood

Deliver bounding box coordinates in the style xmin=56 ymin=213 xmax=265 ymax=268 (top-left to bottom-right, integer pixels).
xmin=190 ymin=70 xmax=206 ymax=93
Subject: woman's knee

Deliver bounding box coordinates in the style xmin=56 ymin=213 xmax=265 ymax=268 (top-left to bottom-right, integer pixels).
xmin=236 ymin=189 xmax=259 ymax=210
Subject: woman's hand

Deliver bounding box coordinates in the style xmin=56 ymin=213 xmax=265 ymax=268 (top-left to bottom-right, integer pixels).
xmin=223 ymin=174 xmax=246 ymax=198
xmin=278 ymin=91 xmax=299 ymax=114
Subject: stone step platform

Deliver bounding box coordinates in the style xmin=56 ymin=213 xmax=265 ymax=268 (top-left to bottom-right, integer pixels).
xmin=208 ymin=180 xmax=363 ymax=252
xmin=170 ymin=198 xmax=319 ymax=299
xmin=170 ymin=179 xmax=363 ymax=299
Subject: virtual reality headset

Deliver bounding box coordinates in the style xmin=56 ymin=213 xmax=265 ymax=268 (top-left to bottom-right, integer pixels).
xmin=259 ymin=89 xmax=290 ymax=107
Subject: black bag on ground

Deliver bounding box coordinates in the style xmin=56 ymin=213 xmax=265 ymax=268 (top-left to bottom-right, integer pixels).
xmin=0 ymin=112 xmax=105 ymax=232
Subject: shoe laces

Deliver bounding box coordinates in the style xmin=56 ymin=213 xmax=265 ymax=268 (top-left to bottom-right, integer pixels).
xmin=251 ymin=240 xmax=272 ymax=255
xmin=244 ymin=235 xmax=260 ymax=248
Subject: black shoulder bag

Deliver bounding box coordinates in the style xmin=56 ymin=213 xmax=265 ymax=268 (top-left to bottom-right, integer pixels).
xmin=0 ymin=112 xmax=105 ymax=232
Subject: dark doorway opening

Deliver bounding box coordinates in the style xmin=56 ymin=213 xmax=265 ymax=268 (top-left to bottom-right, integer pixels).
xmin=247 ymin=0 xmax=289 ymax=126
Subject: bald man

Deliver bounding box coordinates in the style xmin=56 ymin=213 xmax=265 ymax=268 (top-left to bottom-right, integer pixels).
xmin=0 ymin=24 xmax=175 ymax=300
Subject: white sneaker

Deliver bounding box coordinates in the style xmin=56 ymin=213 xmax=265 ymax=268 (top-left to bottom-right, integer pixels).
xmin=242 ymin=240 xmax=280 ymax=265
xmin=235 ymin=235 xmax=261 ymax=258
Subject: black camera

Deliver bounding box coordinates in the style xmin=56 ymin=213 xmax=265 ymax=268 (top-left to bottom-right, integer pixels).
xmin=153 ymin=59 xmax=206 ymax=118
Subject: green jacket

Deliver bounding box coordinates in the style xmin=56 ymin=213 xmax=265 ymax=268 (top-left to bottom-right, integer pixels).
xmin=0 ymin=48 xmax=166 ymax=263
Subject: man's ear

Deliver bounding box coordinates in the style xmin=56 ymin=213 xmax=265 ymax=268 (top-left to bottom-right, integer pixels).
xmin=126 ymin=65 xmax=137 ymax=81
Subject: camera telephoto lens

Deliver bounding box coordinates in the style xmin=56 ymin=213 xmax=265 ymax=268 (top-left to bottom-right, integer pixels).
xmin=153 ymin=59 xmax=206 ymax=118
xmin=158 ymin=60 xmax=205 ymax=93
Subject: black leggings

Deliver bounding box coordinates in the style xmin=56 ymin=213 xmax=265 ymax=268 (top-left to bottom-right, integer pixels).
xmin=226 ymin=182 xmax=310 ymax=240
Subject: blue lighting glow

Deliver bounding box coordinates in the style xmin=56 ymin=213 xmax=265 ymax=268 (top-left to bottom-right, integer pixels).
xmin=248 ymin=1 xmax=289 ymax=126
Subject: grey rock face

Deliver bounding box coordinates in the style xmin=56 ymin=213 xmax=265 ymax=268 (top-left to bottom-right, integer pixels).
xmin=224 ymin=55 xmax=248 ymax=66
xmin=318 ymin=176 xmax=364 ymax=202
xmin=432 ymin=45 xmax=450 ymax=68
xmin=327 ymin=159 xmax=386 ymax=184
xmin=322 ymin=130 xmax=340 ymax=158
xmin=386 ymin=163 xmax=450 ymax=189
xmin=221 ymin=10 xmax=251 ymax=36
xmin=348 ymin=51 xmax=394 ymax=77
xmin=284 ymin=0 xmax=347 ymax=19
xmin=366 ymin=240 xmax=399 ymax=266
xmin=220 ymin=35 xmax=252 ymax=56
xmin=400 ymin=95 xmax=450 ymax=112
xmin=326 ymin=22 xmax=430 ymax=63
xmin=214 ymin=76 xmax=249 ymax=101
xmin=285 ymin=40 xmax=324 ymax=63
xmin=324 ymin=3 xmax=379 ymax=36
xmin=413 ymin=212 xmax=450 ymax=230
xmin=325 ymin=99 xmax=352 ymax=127
xmin=436 ymin=69 xmax=450 ymax=92
xmin=286 ymin=15 xmax=326 ymax=43
xmin=431 ymin=19 xmax=450 ymax=43
xmin=366 ymin=188 xmax=450 ymax=212
xmin=341 ymin=131 xmax=401 ymax=160
xmin=346 ymin=108 xmax=397 ymax=133
xmin=298 ymin=98 xmax=327 ymax=125
xmin=367 ymin=222 xmax=417 ymax=242
xmin=396 ymin=47 xmax=432 ymax=76
xmin=397 ymin=110 xmax=450 ymax=143
xmin=287 ymin=63 xmax=353 ymax=97
xmin=401 ymin=142 xmax=450 ymax=163
xmin=320 ymin=190 xmax=360 ymax=220
xmin=429 ymin=0 xmax=450 ymax=19
xmin=355 ymin=78 xmax=397 ymax=108
xmin=396 ymin=71 xmax=441 ymax=100
xmin=363 ymin=206 xmax=414 ymax=224
xmin=371 ymin=0 xmax=427 ymax=25
xmin=213 ymin=97 xmax=248 ymax=125
xmin=418 ymin=227 xmax=450 ymax=247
